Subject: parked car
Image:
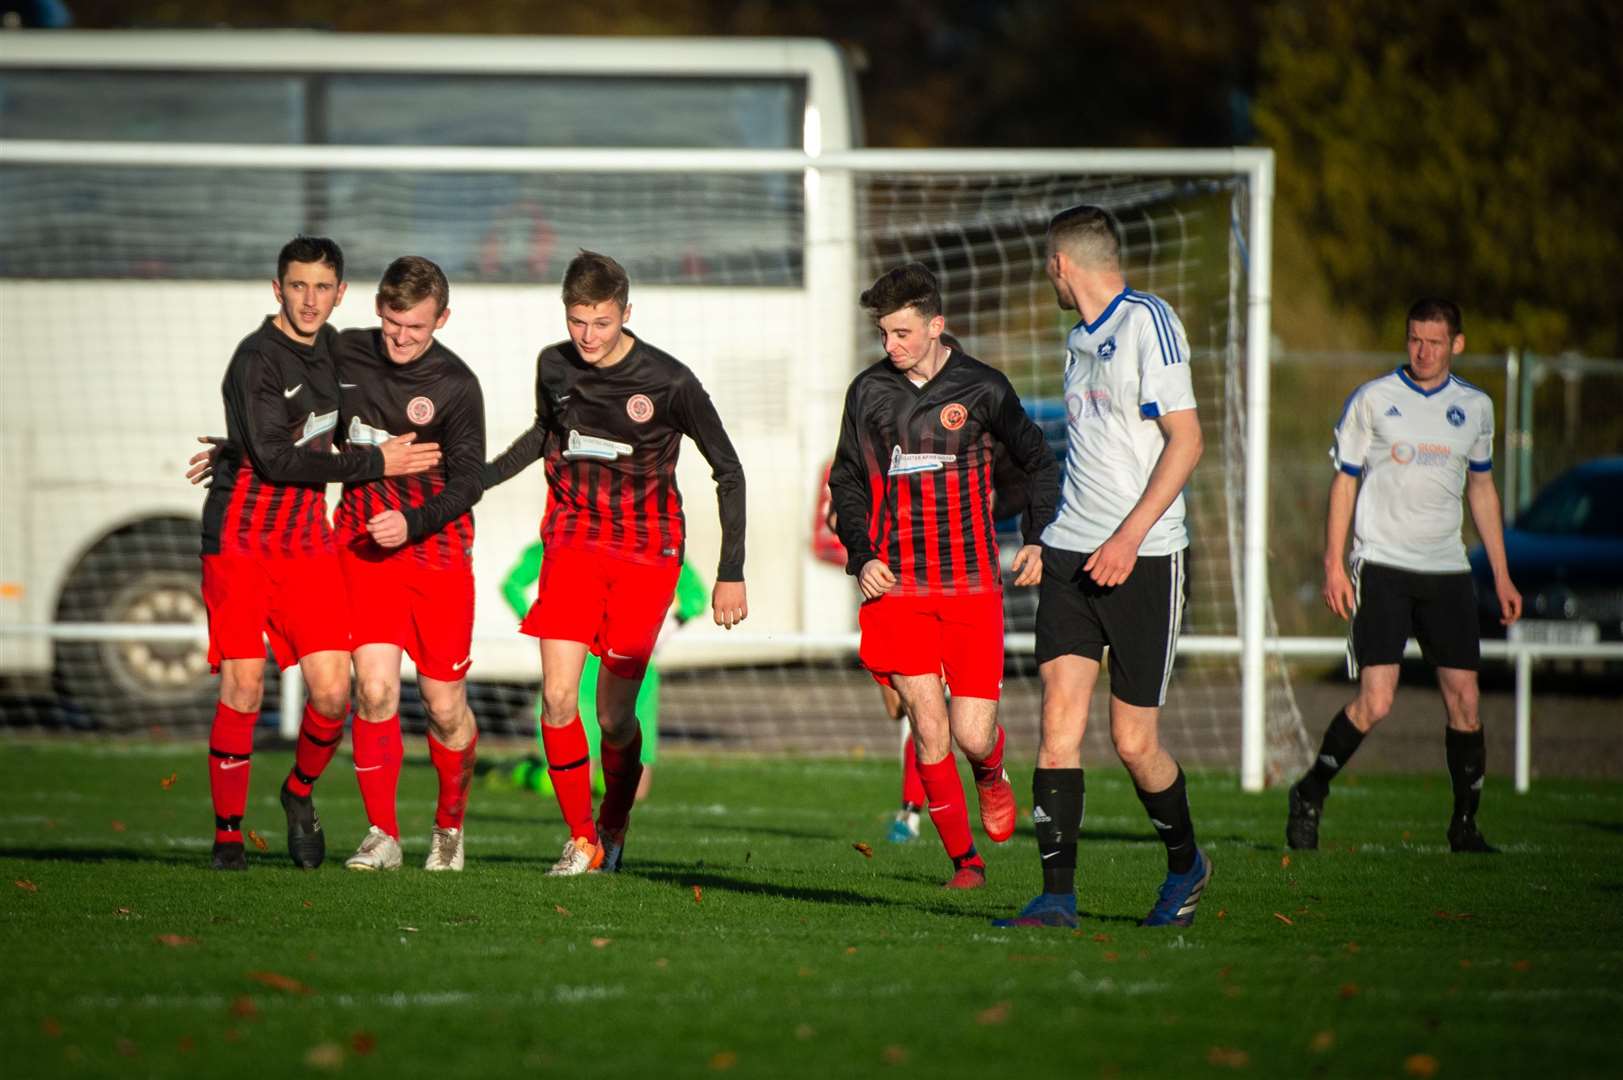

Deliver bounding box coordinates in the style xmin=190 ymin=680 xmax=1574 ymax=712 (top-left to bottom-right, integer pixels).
xmin=1469 ymin=457 xmax=1623 ymax=642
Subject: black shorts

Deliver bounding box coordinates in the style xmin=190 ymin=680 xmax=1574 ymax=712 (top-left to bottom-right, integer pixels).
xmin=1034 ymin=546 xmax=1187 ymax=708
xmin=1348 ymin=561 xmax=1480 ymax=675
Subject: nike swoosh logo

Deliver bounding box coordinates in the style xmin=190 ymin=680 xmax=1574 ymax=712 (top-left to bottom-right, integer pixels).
xmin=606 ymin=649 xmax=632 ymax=660
xmin=451 ymin=657 xmax=472 ymax=671
xmin=928 ymin=804 xmax=950 ymax=813
xmin=218 ymin=759 xmax=249 ymax=771
xmin=283 ymin=384 xmax=303 ymax=398
xmin=1041 ymin=850 xmax=1061 ymax=859
xmin=354 ymin=765 xmax=382 ymax=773
xmin=340 ymin=382 xmax=359 ymax=389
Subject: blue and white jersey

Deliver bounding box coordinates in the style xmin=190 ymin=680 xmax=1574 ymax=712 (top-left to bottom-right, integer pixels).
xmin=1041 ymin=286 xmax=1197 ymax=556
xmin=1332 ymin=367 xmax=1495 ymax=573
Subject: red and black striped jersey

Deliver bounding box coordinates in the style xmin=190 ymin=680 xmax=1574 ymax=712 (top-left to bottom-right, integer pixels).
xmin=331 ymin=329 xmax=485 ymax=570
xmin=484 ymin=332 xmax=746 ymax=580
xmin=828 ymin=347 xmax=1059 ymax=597
xmin=201 ymin=317 xmax=384 ymax=558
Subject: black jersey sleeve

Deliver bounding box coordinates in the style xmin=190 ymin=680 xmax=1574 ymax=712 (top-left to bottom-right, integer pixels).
xmin=669 ymin=370 xmax=747 ymax=582
xmin=828 ymin=380 xmax=877 ymax=577
xmin=986 ymin=377 xmax=1060 ymax=546
xmin=229 ymin=343 xmax=383 ymax=485
xmin=403 ymin=376 xmax=487 ymax=544
xmin=481 ymin=357 xmax=548 ymax=490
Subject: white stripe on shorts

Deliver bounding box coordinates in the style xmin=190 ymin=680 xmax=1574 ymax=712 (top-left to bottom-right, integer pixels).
xmin=1345 ymin=559 xmax=1363 ymax=680
xmin=1157 ymin=549 xmax=1186 ymax=706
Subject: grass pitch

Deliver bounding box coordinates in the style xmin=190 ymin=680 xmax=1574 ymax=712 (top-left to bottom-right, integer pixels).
xmin=2 ymin=741 xmax=1620 ymax=1079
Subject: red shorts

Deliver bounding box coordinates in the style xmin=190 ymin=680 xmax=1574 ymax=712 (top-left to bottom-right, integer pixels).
xmin=858 ymin=590 xmax=1005 ymax=700
xmin=341 ymin=550 xmax=475 ymax=682
xmin=520 ymin=545 xmax=680 ymax=679
xmin=201 ymin=553 xmax=351 ymax=672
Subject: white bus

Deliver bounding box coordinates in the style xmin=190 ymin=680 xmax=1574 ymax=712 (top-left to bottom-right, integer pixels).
xmin=0 ymin=32 xmax=862 ymax=725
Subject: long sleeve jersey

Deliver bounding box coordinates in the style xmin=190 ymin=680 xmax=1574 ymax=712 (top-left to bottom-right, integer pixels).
xmin=331 ymin=329 xmax=486 ymax=569
xmin=200 ymin=317 xmax=384 ymax=558
xmin=483 ymin=332 xmax=746 ymax=582
xmin=829 ymin=347 xmax=1059 ymax=597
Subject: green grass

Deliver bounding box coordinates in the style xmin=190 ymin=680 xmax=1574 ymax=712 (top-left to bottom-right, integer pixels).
xmin=3 ymin=742 xmax=1620 ymax=1079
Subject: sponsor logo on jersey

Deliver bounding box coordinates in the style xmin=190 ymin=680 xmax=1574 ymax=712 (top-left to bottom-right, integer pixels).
xmin=1096 ymin=335 xmax=1117 ymax=360
xmin=1446 ymin=404 xmax=1467 ymax=427
xmin=1065 ymin=389 xmax=1111 ymax=421
xmin=294 ymin=409 xmax=339 ymax=448
xmin=563 ymin=429 xmax=634 ymax=461
xmin=888 ymin=446 xmax=957 ymax=475
xmin=1391 ymin=440 xmax=1452 ymax=467
xmin=406 ymin=396 xmax=435 ymax=425
xmin=1385 ymin=405 xmax=1402 ymax=417
xmin=347 ymin=415 xmax=394 ymax=447
xmin=626 ymin=393 xmax=655 ymax=423
xmin=939 ymin=402 xmax=968 ymax=431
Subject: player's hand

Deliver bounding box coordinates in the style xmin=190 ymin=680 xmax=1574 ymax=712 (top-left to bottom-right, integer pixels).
xmin=1322 ymin=560 xmax=1356 ymax=621
xmin=1083 ymin=533 xmax=1138 ymax=588
xmin=186 ymin=435 xmax=226 ymax=486
xmin=367 ymin=510 xmax=409 ymax=548
xmin=1495 ymin=575 xmax=1523 ymax=627
xmin=1010 ymin=544 xmax=1043 ymax=587
xmin=858 ymin=559 xmax=897 ymax=600
xmin=379 ymin=432 xmax=441 ymax=477
xmin=712 ymin=580 xmax=748 ymax=630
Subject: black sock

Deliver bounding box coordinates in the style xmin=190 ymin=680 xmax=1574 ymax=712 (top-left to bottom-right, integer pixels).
xmin=1297 ymin=709 xmax=1365 ymax=803
xmin=1032 ymin=768 xmax=1083 ymax=895
xmin=1137 ymin=766 xmax=1197 ymax=874
xmin=1445 ymin=727 xmax=1486 ymax=823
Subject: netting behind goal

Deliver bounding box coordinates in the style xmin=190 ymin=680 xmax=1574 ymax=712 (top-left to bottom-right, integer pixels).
xmin=0 ymin=149 xmax=1308 ymax=781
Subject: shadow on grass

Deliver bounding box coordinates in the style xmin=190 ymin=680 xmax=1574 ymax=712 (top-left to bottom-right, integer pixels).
xmin=629 ymin=861 xmax=912 ymax=911
xmin=0 ymin=846 xmax=195 ymax=865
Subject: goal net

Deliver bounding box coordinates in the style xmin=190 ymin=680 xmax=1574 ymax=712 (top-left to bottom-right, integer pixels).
xmin=0 ymin=144 xmax=1309 ymax=783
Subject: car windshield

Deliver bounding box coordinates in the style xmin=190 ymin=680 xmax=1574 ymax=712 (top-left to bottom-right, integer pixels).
xmin=1516 ymin=468 xmax=1623 ymax=537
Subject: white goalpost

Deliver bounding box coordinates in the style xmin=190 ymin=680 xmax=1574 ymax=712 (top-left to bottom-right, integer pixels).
xmin=0 ymin=137 xmax=1309 ymax=787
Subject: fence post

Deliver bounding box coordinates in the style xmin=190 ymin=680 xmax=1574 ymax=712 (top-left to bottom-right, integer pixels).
xmin=1503 ymin=348 xmax=1519 ymax=519
xmin=1514 ymin=647 xmax=1532 ymax=793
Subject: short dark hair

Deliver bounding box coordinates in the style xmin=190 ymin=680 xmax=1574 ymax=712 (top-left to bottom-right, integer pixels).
xmin=1406 ymin=297 xmax=1463 ymax=339
xmin=1047 ymin=204 xmax=1122 ymax=268
xmin=277 ymin=235 xmax=344 ymax=283
xmin=860 ymin=263 xmax=942 ymax=320
xmin=562 ymin=249 xmax=630 ymax=309
xmin=377 ymin=255 xmax=450 ymax=314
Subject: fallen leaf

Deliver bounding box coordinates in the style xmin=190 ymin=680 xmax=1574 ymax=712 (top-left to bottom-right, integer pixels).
xmin=882 ymin=1045 xmax=909 ymax=1065
xmin=302 ymin=900 xmax=313 ymax=910
xmin=1217 ymin=909 xmax=1227 ymax=920
xmin=976 ymin=1001 xmax=1012 ymax=1026
xmin=1345 ymin=941 xmax=1361 ymax=954
xmin=247 ymin=971 xmax=313 ymax=995
xmin=1338 ymin=982 xmax=1360 ymax=999
xmin=708 ymin=1050 xmax=738 ymax=1070
xmin=853 ymin=842 xmax=874 ymax=859
xmin=304 ymin=1042 xmax=344 ymax=1070
xmin=1273 ymin=912 xmax=1294 ymax=926
xmin=554 ymin=905 xmax=572 ymax=918
xmin=1281 ymin=854 xmax=1292 ymax=869
xmin=229 ymin=996 xmax=258 ymax=1019
xmin=1310 ymin=1030 xmax=1335 ymax=1053
xmin=693 ymin=885 xmax=703 ymax=905
xmin=1206 ymin=1046 xmax=1250 ymax=1069
xmin=1402 ymin=830 xmax=1412 ymax=841
xmin=1459 ymin=959 xmax=1472 ymax=970
xmin=160 ymin=772 xmax=178 ymax=790
xmin=1102 ymin=951 xmax=1119 ymax=962
xmin=845 ymin=946 xmax=858 ymax=955
xmin=15 ymin=879 xmax=37 ymax=893
xmin=655 ymin=958 xmax=669 ymax=969
xmin=1512 ymin=960 xmax=1532 ymax=973
xmin=795 ymin=1023 xmax=815 ymax=1040
xmin=115 ymin=907 xmax=132 ymax=917
xmin=41 ymin=1017 xmax=62 ymax=1038
xmin=398 ymin=926 xmax=418 ymax=933
xmin=1404 ymin=1053 xmax=1440 ymax=1078
xmin=1092 ymin=933 xmax=1112 ymax=943
xmin=177 ymin=1036 xmax=196 ymax=1053
xmin=155 ymin=934 xmax=196 ymax=947
xmin=1433 ymin=910 xmax=1475 ymax=921
xmin=591 ymin=937 xmax=612 ymax=949
xmin=797 ymin=966 xmax=812 ymax=977
xmin=351 ymin=1031 xmax=377 ymax=1056
xmin=247 ymin=830 xmax=269 ymax=852
xmin=110 ymin=820 xmax=127 ymax=833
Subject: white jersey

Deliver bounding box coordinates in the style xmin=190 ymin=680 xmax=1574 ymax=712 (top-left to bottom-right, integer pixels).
xmin=1042 ymin=287 xmax=1198 ymax=556
xmin=1332 ymin=367 xmax=1495 ymax=573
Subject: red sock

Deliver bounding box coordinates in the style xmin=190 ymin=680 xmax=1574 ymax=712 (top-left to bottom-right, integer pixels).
xmin=208 ymin=702 xmax=257 ymax=844
xmin=597 ymin=731 xmax=643 ymax=836
xmin=427 ymin=730 xmax=478 ymax=830
xmin=542 ymin=718 xmax=597 ymax=844
xmin=919 ymin=752 xmax=981 ymax=867
xmin=969 ymin=724 xmax=1007 ymax=784
xmin=353 ymin=715 xmax=403 ymax=839
xmin=286 ymin=702 xmax=344 ymax=798
xmin=901 ymin=735 xmax=926 ymax=808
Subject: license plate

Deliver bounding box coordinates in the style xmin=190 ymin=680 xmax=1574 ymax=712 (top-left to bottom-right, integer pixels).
xmin=1508 ymin=620 xmax=1599 ymax=645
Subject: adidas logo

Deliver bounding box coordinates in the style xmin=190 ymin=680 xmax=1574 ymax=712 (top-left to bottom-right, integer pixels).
xmin=1031 ymin=806 xmax=1052 ymax=824
xmin=1385 ymin=405 xmax=1402 ymax=417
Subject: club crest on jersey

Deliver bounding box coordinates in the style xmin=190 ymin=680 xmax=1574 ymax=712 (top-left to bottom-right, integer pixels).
xmin=626 ymin=393 xmax=655 ymax=423
xmin=406 ymin=396 xmax=435 ymax=425
xmin=939 ymin=402 xmax=968 ymax=431
xmin=1096 ymin=336 xmax=1117 ymax=360
xmin=1446 ymin=404 xmax=1467 ymax=427
xmin=888 ymin=446 xmax=957 ymax=476
xmin=564 ymin=429 xmax=634 ymax=461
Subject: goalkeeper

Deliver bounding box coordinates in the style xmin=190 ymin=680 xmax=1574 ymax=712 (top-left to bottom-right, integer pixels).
xmin=502 ymin=540 xmax=707 ymax=801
